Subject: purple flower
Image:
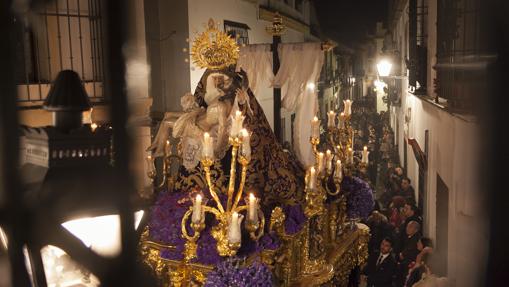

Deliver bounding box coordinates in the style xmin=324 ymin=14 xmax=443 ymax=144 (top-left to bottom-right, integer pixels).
xmin=341 ymin=176 xmax=375 ymax=219
xmin=204 ymin=258 xmax=273 ymax=287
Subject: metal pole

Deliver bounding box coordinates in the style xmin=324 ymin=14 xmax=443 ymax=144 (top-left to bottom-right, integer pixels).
xmin=273 ymin=34 xmax=282 ymax=143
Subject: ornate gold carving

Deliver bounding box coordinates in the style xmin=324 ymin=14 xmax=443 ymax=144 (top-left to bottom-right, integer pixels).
xmin=266 ymin=12 xmax=286 ymax=36
xmin=191 ymin=19 xmax=240 ymax=70
xmin=180 ymin=134 xmax=264 ymax=259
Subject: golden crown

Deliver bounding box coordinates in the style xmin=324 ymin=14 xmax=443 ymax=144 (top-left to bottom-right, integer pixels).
xmin=191 ymin=19 xmax=240 ymax=70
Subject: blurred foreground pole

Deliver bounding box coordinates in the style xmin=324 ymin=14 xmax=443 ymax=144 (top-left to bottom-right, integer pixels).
xmin=102 ymin=0 xmax=137 ymax=285
xmin=0 ymin=0 xmax=32 ymax=286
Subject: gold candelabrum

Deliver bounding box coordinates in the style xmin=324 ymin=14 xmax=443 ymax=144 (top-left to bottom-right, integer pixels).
xmin=146 ymin=140 xmax=182 ymax=192
xmin=299 ymin=102 xmax=370 ymax=278
xmin=180 ymin=132 xmax=264 ymax=262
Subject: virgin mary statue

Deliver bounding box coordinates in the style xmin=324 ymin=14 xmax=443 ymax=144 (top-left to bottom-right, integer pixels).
xmin=149 ymin=66 xmax=304 ymax=206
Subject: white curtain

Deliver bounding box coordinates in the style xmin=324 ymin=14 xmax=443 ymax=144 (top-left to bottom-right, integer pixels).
xmin=273 ymin=42 xmax=324 ymax=167
xmin=236 ymin=44 xmax=273 ymax=97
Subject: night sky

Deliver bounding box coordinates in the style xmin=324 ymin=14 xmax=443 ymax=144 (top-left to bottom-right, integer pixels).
xmin=313 ymin=0 xmax=389 ymax=45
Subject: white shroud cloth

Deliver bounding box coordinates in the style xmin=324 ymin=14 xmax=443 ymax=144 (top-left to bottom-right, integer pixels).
xmin=273 ymin=42 xmax=324 ymax=167
xmin=236 ymin=44 xmax=274 ymax=97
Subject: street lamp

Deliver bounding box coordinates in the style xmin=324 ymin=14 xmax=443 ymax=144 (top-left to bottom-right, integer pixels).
xmin=377 ymin=59 xmax=393 ymax=77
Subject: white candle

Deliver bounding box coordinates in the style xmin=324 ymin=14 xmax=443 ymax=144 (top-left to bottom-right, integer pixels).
xmin=338 ymin=112 xmax=345 ymax=129
xmin=334 ymin=160 xmax=343 ymax=179
xmin=317 ymin=152 xmax=325 ymax=174
xmin=230 ymin=111 xmax=244 ymax=137
xmin=362 ymin=146 xmax=370 ymax=164
xmin=165 ymin=140 xmax=171 ymax=156
xmin=192 ymin=194 xmax=202 ymax=223
xmin=325 ymin=150 xmax=333 ymax=172
xmin=343 ymin=100 xmax=353 ymax=117
xmin=327 ymin=111 xmax=336 ymax=128
xmin=348 ymin=147 xmax=354 ymax=164
xmin=248 ymin=193 xmax=258 ymax=223
xmin=308 ymin=167 xmax=316 ymax=190
xmin=202 ymin=132 xmax=214 ymax=159
xmin=311 ymin=116 xmax=320 ymax=139
xmin=240 ymin=129 xmax=251 ymax=158
xmin=146 ymin=154 xmax=155 ymax=174
xmin=228 ymin=212 xmax=243 ymax=244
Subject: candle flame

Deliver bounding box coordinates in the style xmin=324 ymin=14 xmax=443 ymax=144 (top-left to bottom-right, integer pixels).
xmin=249 ymin=193 xmax=255 ymax=200
xmin=91 ymin=123 xmax=98 ymax=132
xmin=204 ymin=132 xmax=210 ymax=138
xmin=313 ymin=116 xmax=318 ymax=121
xmin=196 ymin=194 xmax=202 ymax=201
xmin=364 ymin=146 xmax=367 ymax=151
xmin=235 ymin=110 xmax=242 ymax=117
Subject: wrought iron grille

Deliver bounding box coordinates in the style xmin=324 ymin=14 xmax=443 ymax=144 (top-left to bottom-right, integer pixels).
xmin=436 ymin=0 xmax=485 ymax=112
xmin=14 ymin=0 xmax=104 ymax=103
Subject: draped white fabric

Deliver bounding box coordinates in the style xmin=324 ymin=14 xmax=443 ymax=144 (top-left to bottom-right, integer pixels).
xmin=236 ymin=44 xmax=273 ymax=97
xmin=236 ymin=42 xmax=324 ymax=167
xmin=273 ymin=42 xmax=324 ymax=166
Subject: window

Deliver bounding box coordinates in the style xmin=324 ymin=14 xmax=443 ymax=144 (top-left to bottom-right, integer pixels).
xmin=408 ymin=0 xmax=428 ymax=95
xmin=224 ymin=20 xmax=250 ymax=45
xmin=14 ymin=0 xmax=104 ymax=103
xmin=436 ymin=0 xmax=486 ymax=112
xmin=295 ymin=0 xmax=304 ymax=12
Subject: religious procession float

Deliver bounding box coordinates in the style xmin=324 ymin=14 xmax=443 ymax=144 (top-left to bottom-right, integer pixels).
xmin=139 ymin=16 xmax=374 ymax=287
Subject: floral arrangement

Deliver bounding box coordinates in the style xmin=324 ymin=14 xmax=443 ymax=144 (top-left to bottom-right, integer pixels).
xmin=341 ymin=176 xmax=374 ymax=219
xmin=147 ymin=189 xmax=306 ymax=265
xmin=204 ymin=258 xmax=273 ymax=287
xmin=148 ymin=189 xmax=222 ymax=265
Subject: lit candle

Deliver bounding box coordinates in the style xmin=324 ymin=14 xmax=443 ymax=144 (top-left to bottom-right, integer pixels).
xmin=317 ymin=152 xmax=325 ymax=174
xmin=248 ymin=193 xmax=258 ymax=223
xmin=327 ymin=111 xmax=336 ymax=128
xmin=348 ymin=147 xmax=354 ymax=164
xmin=230 ymin=111 xmax=244 ymax=137
xmin=325 ymin=150 xmax=333 ymax=172
xmin=240 ymin=129 xmax=251 ymax=158
xmin=343 ymin=100 xmax=353 ymax=117
xmin=202 ymin=132 xmax=213 ymax=159
xmin=192 ymin=194 xmax=202 ymax=223
xmin=335 ymin=160 xmax=343 ymax=179
xmin=165 ymin=139 xmax=171 ymax=156
xmin=90 ymin=123 xmax=98 ymax=132
xmin=311 ymin=116 xmax=320 ymax=139
xmin=228 ymin=212 xmax=243 ymax=244
xmin=362 ymin=146 xmax=370 ymax=164
xmin=146 ymin=154 xmax=155 ymax=174
xmin=308 ymin=167 xmax=316 ymax=190
xmin=338 ymin=112 xmax=345 ymax=129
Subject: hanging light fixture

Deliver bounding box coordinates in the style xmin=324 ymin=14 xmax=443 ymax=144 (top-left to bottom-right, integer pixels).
xmin=377 ymin=59 xmax=393 ymax=77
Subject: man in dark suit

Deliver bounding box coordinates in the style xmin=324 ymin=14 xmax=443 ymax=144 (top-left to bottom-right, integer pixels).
xmin=361 ymin=237 xmax=397 ymax=287
xmin=400 ymin=177 xmax=416 ymax=205
xmin=395 ymin=221 xmax=421 ymax=286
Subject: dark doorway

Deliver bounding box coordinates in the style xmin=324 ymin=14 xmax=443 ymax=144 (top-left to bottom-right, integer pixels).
xmin=435 ymin=173 xmax=449 ymax=276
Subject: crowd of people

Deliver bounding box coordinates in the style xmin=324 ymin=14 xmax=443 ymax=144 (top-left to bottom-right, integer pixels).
xmin=359 ymin=126 xmax=448 ymax=287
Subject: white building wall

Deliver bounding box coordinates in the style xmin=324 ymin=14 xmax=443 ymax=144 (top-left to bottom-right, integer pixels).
xmin=389 ymin=1 xmax=488 ymax=286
